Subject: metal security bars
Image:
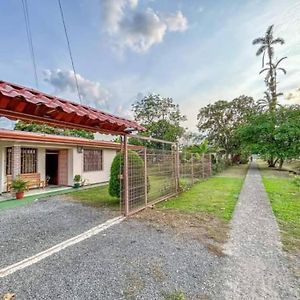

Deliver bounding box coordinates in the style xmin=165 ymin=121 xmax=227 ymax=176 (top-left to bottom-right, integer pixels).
xmin=120 ymin=135 xmax=212 ymax=216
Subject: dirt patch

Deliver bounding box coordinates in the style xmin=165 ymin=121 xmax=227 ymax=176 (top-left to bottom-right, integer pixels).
xmin=133 ymin=208 xmax=229 ymax=256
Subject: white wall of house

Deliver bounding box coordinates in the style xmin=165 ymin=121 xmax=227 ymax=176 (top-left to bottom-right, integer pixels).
xmin=37 ymin=148 xmax=46 ymax=183
xmin=71 ymin=148 xmax=117 ymax=185
xmin=0 ymin=141 xmax=117 ymax=192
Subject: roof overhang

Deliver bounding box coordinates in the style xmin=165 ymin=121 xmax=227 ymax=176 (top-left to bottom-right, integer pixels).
xmin=0 ymin=81 xmax=145 ymax=135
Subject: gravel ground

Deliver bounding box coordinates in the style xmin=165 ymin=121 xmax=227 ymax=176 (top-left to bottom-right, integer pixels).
xmin=215 ymin=162 xmax=300 ymax=299
xmin=0 ymin=195 xmax=118 ymax=268
xmin=1 ymin=164 xmax=299 ymax=299
xmin=0 ymin=218 xmax=222 ymax=299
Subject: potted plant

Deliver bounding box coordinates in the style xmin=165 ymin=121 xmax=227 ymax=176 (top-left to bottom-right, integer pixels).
xmin=11 ymin=177 xmax=28 ymax=200
xmin=73 ymin=175 xmax=81 ymax=188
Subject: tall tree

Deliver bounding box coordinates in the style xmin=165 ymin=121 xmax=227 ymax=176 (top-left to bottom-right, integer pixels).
xmin=197 ymin=95 xmax=255 ymax=160
xmin=252 ymin=25 xmax=286 ymax=110
xmin=238 ymin=105 xmax=300 ymax=169
xmin=132 ymin=94 xmax=186 ymax=143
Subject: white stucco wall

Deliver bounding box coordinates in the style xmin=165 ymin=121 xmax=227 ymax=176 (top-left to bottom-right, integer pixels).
xmin=37 ymin=148 xmax=46 ymax=183
xmin=71 ymin=148 xmax=117 ymax=185
xmin=0 ymin=142 xmax=117 ymax=191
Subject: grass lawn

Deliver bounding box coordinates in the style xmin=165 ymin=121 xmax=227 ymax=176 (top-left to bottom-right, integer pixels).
xmin=134 ymin=164 xmax=248 ymax=255
xmin=158 ymin=164 xmax=248 ymax=221
xmin=69 ymin=185 xmax=119 ymax=209
xmin=259 ymin=161 xmax=300 ymax=253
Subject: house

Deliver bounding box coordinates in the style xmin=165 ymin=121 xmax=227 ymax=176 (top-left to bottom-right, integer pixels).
xmin=0 ymin=129 xmax=126 ymax=194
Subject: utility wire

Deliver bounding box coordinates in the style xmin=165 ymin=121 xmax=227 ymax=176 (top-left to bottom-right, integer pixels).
xmin=57 ymin=0 xmax=82 ymax=104
xmin=21 ymin=0 xmax=39 ymax=89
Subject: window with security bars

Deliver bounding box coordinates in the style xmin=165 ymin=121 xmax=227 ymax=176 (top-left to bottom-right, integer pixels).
xmin=6 ymin=147 xmax=12 ymax=175
xmin=83 ymin=149 xmax=103 ymax=172
xmin=21 ymin=148 xmax=37 ymax=174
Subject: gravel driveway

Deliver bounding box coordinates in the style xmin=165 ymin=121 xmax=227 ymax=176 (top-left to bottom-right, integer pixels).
xmin=0 ymin=195 xmax=118 ymax=269
xmin=1 ymin=164 xmax=299 ymax=299
xmin=0 ymin=217 xmax=222 ymax=299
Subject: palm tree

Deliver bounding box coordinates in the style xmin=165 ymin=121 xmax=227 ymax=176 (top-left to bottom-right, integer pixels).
xmin=257 ymin=91 xmax=283 ymax=112
xmin=253 ymin=25 xmax=285 ymax=105
xmin=252 ymin=25 xmax=285 ymax=67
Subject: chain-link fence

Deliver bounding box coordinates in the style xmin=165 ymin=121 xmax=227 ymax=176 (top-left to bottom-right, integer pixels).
xmin=120 ymin=135 xmax=211 ymax=215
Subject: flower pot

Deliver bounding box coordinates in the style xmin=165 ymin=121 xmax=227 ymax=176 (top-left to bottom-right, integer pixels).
xmin=73 ymin=182 xmax=80 ymax=188
xmin=16 ymin=191 xmax=24 ymax=200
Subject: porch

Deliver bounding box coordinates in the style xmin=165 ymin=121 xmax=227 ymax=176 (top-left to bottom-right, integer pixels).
xmin=0 ymin=185 xmax=72 ymax=202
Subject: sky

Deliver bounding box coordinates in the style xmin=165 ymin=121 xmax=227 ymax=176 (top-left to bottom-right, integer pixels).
xmin=0 ymin=0 xmax=299 ymax=133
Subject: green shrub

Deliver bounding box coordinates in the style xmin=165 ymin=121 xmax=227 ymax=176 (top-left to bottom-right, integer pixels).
xmin=109 ymin=150 xmax=149 ymax=198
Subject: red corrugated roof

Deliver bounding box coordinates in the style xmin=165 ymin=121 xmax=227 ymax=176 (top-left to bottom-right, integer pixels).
xmin=0 ymin=129 xmax=143 ymax=150
xmin=0 ymin=81 xmax=145 ymax=135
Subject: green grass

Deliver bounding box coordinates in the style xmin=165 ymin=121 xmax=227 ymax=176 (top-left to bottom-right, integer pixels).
xmin=69 ymin=185 xmax=119 ymax=208
xmin=262 ymin=176 xmax=300 ymax=252
xmin=158 ymin=164 xmax=248 ymax=221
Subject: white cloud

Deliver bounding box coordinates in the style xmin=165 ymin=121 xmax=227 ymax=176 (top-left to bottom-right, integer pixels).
xmin=101 ymin=0 xmax=188 ymax=53
xmin=44 ymin=69 xmax=110 ymax=108
xmin=285 ymin=87 xmax=300 ymax=104
xmin=164 ymin=11 xmax=188 ymax=32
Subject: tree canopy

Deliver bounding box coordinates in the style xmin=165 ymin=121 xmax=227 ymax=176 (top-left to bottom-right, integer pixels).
xmin=197 ymin=95 xmax=255 ymax=159
xmin=238 ymin=105 xmax=300 ymax=168
xmin=132 ymin=94 xmax=186 ymax=143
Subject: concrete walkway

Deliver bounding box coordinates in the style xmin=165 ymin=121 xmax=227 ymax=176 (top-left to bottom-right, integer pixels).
xmin=221 ymin=162 xmax=299 ymax=299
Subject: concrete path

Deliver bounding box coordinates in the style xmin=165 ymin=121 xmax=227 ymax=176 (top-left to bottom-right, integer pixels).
xmin=221 ymin=162 xmax=299 ymax=299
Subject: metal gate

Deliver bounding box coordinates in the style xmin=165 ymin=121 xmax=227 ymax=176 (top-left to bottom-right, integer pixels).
xmin=120 ymin=135 xmax=212 ymax=216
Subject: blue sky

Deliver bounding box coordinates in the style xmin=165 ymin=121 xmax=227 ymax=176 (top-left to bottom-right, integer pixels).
xmin=0 ymin=0 xmax=299 ymax=131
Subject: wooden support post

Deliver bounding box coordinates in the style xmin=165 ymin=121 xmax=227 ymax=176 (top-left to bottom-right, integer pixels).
xmin=123 ymin=135 xmax=129 ymax=216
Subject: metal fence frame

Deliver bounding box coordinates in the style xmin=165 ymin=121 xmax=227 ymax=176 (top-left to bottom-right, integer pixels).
xmin=121 ymin=135 xmax=211 ymax=216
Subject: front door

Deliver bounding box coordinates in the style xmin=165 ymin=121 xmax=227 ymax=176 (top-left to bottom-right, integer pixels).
xmin=46 ymin=150 xmax=59 ymax=185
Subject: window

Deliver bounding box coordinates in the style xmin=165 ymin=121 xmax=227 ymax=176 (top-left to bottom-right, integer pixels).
xmin=21 ymin=148 xmax=37 ymax=174
xmin=6 ymin=147 xmax=12 ymax=175
xmin=84 ymin=149 xmax=103 ymax=172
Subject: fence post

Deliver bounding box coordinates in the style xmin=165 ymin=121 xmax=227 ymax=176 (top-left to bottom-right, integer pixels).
xmin=175 ymin=143 xmax=180 ymax=193
xmin=123 ymin=135 xmax=129 ymax=216
xmin=191 ymin=153 xmax=194 ymax=184
xmin=209 ymin=153 xmax=212 ymax=177
xmin=144 ymin=147 xmax=148 ymax=206
xmin=202 ymin=153 xmax=205 ymax=178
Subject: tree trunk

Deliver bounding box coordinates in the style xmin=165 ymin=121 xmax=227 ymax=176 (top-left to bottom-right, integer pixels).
xmin=268 ymin=156 xmax=276 ymax=167
xmin=278 ymin=158 xmax=284 ymax=170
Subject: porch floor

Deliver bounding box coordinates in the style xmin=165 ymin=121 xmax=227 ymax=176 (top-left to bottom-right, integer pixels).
xmin=0 ymin=186 xmax=72 ymax=202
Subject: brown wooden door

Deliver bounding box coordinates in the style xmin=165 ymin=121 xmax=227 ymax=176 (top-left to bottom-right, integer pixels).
xmin=58 ymin=150 xmax=68 ymax=186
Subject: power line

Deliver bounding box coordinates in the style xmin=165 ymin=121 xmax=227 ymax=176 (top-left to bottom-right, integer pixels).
xmin=21 ymin=0 xmax=39 ymax=89
xmin=57 ymin=0 xmax=82 ymax=104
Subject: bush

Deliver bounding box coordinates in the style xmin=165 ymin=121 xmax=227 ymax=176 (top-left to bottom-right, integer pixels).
xmin=109 ymin=150 xmax=149 ymax=198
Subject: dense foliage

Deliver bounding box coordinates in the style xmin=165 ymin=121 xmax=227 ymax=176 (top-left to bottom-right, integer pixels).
xmin=197 ymin=95 xmax=255 ymax=160
xmin=238 ymin=106 xmax=300 ymax=168
xmin=109 ymin=150 xmax=148 ymax=198
xmin=132 ymin=94 xmax=186 ymax=143
xmin=14 ymin=121 xmax=94 ymax=139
